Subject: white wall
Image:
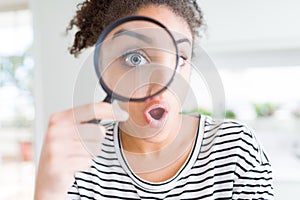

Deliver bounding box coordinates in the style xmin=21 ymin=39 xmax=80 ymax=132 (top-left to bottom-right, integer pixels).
xmin=199 ymin=0 xmax=300 ymax=50
xmin=29 ymin=0 xmax=99 ymax=163
xmin=199 ymin=0 xmax=300 ymax=70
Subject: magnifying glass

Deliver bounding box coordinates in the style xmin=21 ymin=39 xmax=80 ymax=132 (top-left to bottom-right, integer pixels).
xmin=94 ymin=16 xmax=179 ymax=104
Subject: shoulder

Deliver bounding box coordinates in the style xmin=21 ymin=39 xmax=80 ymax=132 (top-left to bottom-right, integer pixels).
xmin=201 ymin=115 xmax=270 ymax=171
xmin=202 ymin=117 xmax=274 ymax=199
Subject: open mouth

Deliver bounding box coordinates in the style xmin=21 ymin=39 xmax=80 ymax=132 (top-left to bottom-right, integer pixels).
xmin=144 ymin=103 xmax=168 ymax=128
xmin=149 ymin=107 xmax=165 ymax=120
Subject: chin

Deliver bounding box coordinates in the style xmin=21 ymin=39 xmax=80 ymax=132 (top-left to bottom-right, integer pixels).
xmin=120 ymin=114 xmax=175 ymax=143
xmin=142 ymin=115 xmax=179 ymax=144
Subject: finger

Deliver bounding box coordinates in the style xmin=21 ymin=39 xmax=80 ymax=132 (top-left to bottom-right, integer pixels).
xmin=80 ymin=140 xmax=105 ymax=157
xmin=66 ymin=156 xmax=93 ymax=174
xmin=46 ymin=123 xmax=106 ymax=156
xmin=46 ymin=139 xmax=92 ymax=158
xmin=63 ymin=101 xmax=128 ymax=124
xmin=75 ymin=124 xmax=106 ymax=156
xmin=74 ymin=101 xmax=128 ymax=123
xmin=46 ymin=123 xmax=84 ymax=142
xmin=75 ymin=124 xmax=106 ymax=142
xmin=47 ymin=123 xmax=106 ymax=146
xmin=58 ymin=156 xmax=93 ymax=187
xmin=73 ymin=102 xmax=112 ymax=123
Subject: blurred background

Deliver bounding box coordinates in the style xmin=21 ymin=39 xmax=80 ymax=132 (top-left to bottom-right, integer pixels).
xmin=0 ymin=0 xmax=299 ymax=199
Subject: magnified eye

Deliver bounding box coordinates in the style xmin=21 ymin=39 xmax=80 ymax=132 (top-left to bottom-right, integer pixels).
xmin=122 ymin=51 xmax=149 ymax=67
xmin=178 ymin=54 xmax=188 ymax=67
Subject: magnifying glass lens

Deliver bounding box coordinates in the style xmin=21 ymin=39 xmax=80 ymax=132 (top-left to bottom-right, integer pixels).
xmin=95 ymin=18 xmax=178 ymax=101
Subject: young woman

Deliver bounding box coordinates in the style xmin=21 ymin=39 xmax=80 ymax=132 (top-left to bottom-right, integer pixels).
xmin=34 ymin=1 xmax=274 ymax=199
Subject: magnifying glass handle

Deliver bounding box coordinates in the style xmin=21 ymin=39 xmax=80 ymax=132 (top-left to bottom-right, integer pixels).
xmin=103 ymin=95 xmax=113 ymax=103
xmin=87 ymin=95 xmax=113 ymax=124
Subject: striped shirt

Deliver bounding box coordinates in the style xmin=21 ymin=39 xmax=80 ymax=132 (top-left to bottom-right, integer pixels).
xmin=67 ymin=115 xmax=274 ymax=199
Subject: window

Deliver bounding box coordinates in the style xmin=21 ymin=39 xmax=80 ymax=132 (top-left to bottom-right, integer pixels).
xmin=0 ymin=9 xmax=34 ymax=199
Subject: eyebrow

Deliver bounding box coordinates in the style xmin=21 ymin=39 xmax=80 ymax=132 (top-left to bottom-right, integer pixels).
xmin=113 ymin=28 xmax=192 ymax=47
xmin=176 ymin=38 xmax=192 ymax=46
xmin=113 ymin=29 xmax=152 ymax=44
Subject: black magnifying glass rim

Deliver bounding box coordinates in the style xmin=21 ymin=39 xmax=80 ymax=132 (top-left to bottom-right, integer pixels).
xmin=94 ymin=15 xmax=179 ymax=102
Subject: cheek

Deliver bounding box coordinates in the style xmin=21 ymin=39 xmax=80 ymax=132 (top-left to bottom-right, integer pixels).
xmin=180 ymin=63 xmax=191 ymax=82
xmin=168 ymin=64 xmax=191 ymax=105
xmin=119 ymin=102 xmax=140 ymax=114
xmin=118 ymin=101 xmax=128 ymax=112
xmin=118 ymin=101 xmax=146 ymax=123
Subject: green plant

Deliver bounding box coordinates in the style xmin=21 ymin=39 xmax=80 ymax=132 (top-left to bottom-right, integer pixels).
xmin=180 ymin=108 xmax=213 ymax=116
xmin=180 ymin=108 xmax=236 ymax=119
xmin=225 ymin=110 xmax=236 ymax=119
xmin=253 ymin=102 xmax=279 ymax=117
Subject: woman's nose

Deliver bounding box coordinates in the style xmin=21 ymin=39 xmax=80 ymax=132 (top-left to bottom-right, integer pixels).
xmin=146 ymin=67 xmax=172 ymax=96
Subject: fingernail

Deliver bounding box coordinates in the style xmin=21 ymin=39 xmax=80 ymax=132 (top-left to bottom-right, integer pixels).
xmin=112 ymin=100 xmax=129 ymax=121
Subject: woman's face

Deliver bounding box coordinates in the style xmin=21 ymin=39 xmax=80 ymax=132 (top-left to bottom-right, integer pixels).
xmin=116 ymin=5 xmax=193 ymax=143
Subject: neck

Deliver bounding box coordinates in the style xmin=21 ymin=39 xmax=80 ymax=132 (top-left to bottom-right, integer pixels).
xmin=118 ymin=115 xmax=200 ymax=175
xmin=120 ymin=117 xmax=181 ymax=154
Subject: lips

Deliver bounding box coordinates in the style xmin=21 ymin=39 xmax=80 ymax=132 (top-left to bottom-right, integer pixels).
xmin=144 ymin=102 xmax=169 ymax=128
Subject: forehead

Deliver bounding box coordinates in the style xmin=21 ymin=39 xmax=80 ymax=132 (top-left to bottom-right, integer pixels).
xmin=135 ymin=5 xmax=193 ymax=42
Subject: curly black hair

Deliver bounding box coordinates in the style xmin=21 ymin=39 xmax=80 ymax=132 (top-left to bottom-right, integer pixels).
xmin=67 ymin=0 xmax=204 ymax=57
